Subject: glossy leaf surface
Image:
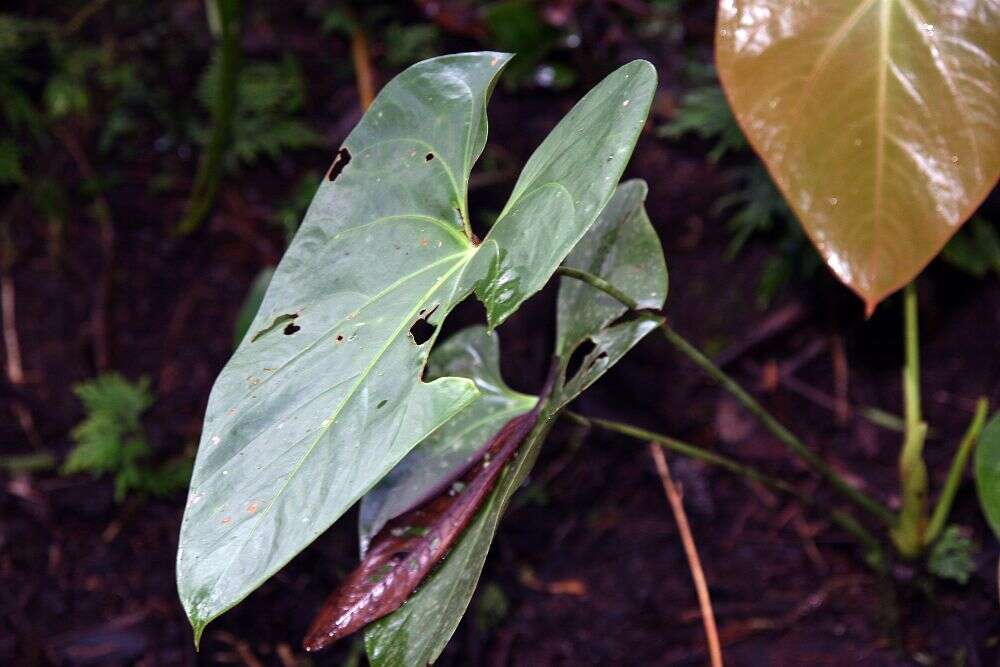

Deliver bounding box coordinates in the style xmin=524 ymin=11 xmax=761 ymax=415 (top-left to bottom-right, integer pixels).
xmin=716 ymin=0 xmax=1000 ymax=311
xmin=974 ymin=412 xmax=1000 ymax=539
xmin=364 ymin=181 xmax=667 ymax=666
xmin=177 ymin=53 xmax=656 ymax=640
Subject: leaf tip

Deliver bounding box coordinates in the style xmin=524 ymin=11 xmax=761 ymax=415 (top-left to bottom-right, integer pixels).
xmin=863 ymin=299 xmax=878 ymax=319
xmin=191 ymin=619 xmax=206 ymax=651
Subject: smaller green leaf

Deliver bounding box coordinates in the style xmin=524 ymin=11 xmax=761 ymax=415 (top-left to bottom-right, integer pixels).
xmin=974 ymin=412 xmax=1000 ymax=539
xmin=555 ymin=179 xmax=667 ymax=357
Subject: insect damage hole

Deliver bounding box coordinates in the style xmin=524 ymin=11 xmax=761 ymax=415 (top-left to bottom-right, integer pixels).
xmin=409 ymin=305 xmax=439 ymax=345
xmin=251 ymin=312 xmax=298 ymax=342
xmin=564 ymin=340 xmax=597 ymax=381
xmin=327 ymin=147 xmax=352 ymax=181
xmin=284 ymin=322 xmax=301 ymax=335
xmin=424 ymin=152 xmax=434 ymax=161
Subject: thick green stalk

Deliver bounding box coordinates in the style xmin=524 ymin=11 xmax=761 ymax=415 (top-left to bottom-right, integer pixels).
xmin=567 ymin=412 xmax=885 ymax=568
xmin=555 ymin=265 xmax=895 ymax=526
xmin=891 ymin=283 xmax=929 ymax=557
xmin=924 ymin=397 xmax=989 ymax=546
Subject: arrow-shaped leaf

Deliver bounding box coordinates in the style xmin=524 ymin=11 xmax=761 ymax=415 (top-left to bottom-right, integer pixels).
xmin=177 ymin=53 xmax=657 ymax=641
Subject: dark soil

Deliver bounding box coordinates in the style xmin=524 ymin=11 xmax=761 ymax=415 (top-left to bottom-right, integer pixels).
xmin=2 ymin=2 xmax=999 ymax=665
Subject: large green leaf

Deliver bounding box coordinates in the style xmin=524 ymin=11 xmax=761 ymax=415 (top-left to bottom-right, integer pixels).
xmin=974 ymin=412 xmax=1000 ymax=539
xmin=364 ymin=181 xmax=667 ymax=666
xmin=358 ymin=327 xmax=535 ymax=554
xmin=716 ymin=0 xmax=1000 ymax=312
xmin=177 ymin=53 xmax=656 ymax=640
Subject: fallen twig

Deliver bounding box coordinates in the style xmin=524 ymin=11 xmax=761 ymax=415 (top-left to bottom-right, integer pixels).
xmin=830 ymin=334 xmax=850 ymax=424
xmin=2 ymin=271 xmax=23 ymax=385
xmin=350 ymin=24 xmax=376 ymax=110
xmin=648 ymin=443 xmax=723 ymax=667
xmin=1 ymin=270 xmax=41 ymax=449
xmin=52 ymin=125 xmax=115 ymax=370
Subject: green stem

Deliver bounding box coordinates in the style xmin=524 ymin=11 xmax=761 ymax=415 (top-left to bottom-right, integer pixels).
xmin=924 ymin=397 xmax=990 ymax=545
xmin=555 ymin=266 xmax=639 ymax=309
xmin=891 ymin=283 xmax=929 ymax=557
xmin=177 ymin=0 xmax=241 ymax=236
xmin=567 ymin=411 xmax=885 ymax=569
xmin=556 ymin=265 xmax=895 ymax=526
xmin=658 ymin=324 xmax=893 ymax=526
xmin=565 ymin=411 xmax=795 ymax=493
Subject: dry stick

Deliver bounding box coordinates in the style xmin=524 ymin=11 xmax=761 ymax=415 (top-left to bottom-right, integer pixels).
xmin=554 ymin=266 xmax=895 ymax=527
xmin=648 ymin=443 xmax=723 ymax=667
xmin=1 ymin=272 xmax=23 ymax=384
xmin=54 ymin=126 xmax=115 ymax=370
xmin=0 ymin=270 xmax=39 ymax=449
xmin=831 ymin=334 xmax=851 ymax=425
xmin=350 ymin=25 xmax=376 ymax=110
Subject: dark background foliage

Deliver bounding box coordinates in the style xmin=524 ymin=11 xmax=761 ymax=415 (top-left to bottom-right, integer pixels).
xmin=1 ymin=1 xmax=998 ymax=664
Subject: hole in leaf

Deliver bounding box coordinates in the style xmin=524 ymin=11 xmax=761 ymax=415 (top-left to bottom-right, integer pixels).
xmin=335 ymin=334 xmax=345 ymax=343
xmin=409 ymin=304 xmax=439 ymax=345
xmin=425 ymin=153 xmax=434 ymax=161
xmin=409 ymin=317 xmax=436 ymax=345
xmin=251 ymin=313 xmax=298 ymax=342
xmin=284 ymin=322 xmax=301 ymax=335
xmin=565 ymin=340 xmax=596 ymax=381
xmin=327 ymin=147 xmax=352 ymax=181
